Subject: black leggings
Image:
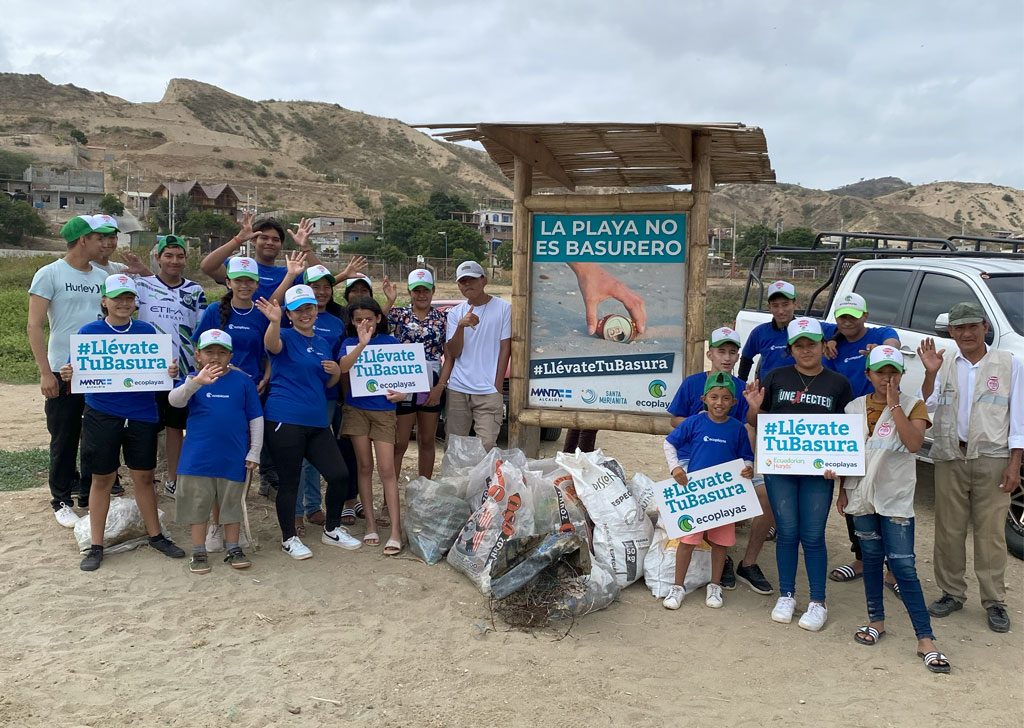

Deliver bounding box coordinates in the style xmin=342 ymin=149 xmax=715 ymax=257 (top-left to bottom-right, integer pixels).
xmin=266 ymin=421 xmax=350 ymax=539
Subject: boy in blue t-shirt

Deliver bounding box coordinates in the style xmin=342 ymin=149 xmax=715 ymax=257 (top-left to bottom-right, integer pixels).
xmin=170 ymin=330 xmax=264 ymax=574
xmin=662 ymin=373 xmax=756 ymax=611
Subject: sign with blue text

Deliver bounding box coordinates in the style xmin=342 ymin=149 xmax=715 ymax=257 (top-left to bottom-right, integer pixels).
xmin=756 ymin=414 xmax=866 ymax=476
xmin=528 ymin=212 xmax=687 ymax=414
xmin=347 ymin=343 xmax=430 ymax=398
xmin=654 ymin=458 xmax=762 ymax=539
xmin=70 ymin=333 xmax=174 ymax=393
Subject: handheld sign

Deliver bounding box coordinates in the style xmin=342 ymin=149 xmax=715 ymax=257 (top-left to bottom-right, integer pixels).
xmin=70 ymin=333 xmax=174 ymax=393
xmin=654 ymin=458 xmax=762 ymax=539
xmin=756 ymin=413 xmax=865 ymax=476
xmin=347 ymin=343 xmax=430 ymax=398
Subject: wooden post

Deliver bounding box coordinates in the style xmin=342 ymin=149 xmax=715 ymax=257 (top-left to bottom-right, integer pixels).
xmin=509 ymin=157 xmax=540 ymax=456
xmin=685 ymin=131 xmax=713 ymax=376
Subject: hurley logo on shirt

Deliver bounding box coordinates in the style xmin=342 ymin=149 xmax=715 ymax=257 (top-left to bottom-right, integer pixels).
xmin=66 ymin=282 xmax=102 ymax=293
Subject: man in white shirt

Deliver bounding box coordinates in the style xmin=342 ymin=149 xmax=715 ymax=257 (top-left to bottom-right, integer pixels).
xmin=918 ymin=302 xmax=1023 ymax=633
xmin=438 ymin=261 xmax=511 ymax=452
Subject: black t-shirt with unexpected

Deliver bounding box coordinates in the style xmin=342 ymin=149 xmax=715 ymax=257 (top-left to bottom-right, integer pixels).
xmin=761 ymin=365 xmax=853 ymax=415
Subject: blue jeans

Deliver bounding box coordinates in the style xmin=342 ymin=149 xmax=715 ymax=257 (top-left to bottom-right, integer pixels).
xmin=296 ymin=401 xmax=337 ymax=517
xmin=852 ymin=514 xmax=934 ymax=639
xmin=765 ymin=474 xmax=834 ymax=602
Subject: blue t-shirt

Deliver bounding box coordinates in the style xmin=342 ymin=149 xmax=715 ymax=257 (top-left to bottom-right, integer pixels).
xmin=193 ymin=303 xmax=270 ymax=382
xmin=741 ymin=319 xmax=837 ymax=377
xmin=343 ymin=333 xmax=401 ymax=411
xmin=667 ymin=372 xmax=749 ymax=423
xmin=666 ymin=413 xmax=755 ymax=472
xmin=255 ymin=263 xmax=288 ymax=303
xmin=176 ymin=369 xmax=262 ymax=482
xmin=78 ymin=319 xmax=161 ymax=423
xmin=824 ymin=326 xmax=900 ymax=397
xmin=265 ymin=328 xmax=333 ymax=427
xmin=313 ymin=311 xmax=345 ymax=400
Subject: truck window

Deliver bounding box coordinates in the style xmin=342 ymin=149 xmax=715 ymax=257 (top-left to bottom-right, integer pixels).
xmin=909 ymin=273 xmax=981 ymax=333
xmin=985 ymin=274 xmax=1024 ymax=335
xmin=852 ymin=269 xmax=913 ymax=326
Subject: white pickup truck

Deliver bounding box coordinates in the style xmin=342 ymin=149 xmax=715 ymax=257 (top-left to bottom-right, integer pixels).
xmin=734 ymin=233 xmax=1024 ymax=558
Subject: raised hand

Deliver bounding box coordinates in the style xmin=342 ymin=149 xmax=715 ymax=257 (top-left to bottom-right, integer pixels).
xmin=382 ymin=276 xmax=397 ymax=302
xmin=284 ymin=250 xmax=308 ymax=277
xmin=287 ymin=218 xmax=314 ymax=250
xmin=193 ymin=363 xmax=225 ymax=386
xmin=743 ymin=379 xmax=765 ymax=411
xmin=917 ymin=338 xmax=944 ymax=373
xmin=338 ymin=255 xmax=368 ymax=279
xmin=237 ymin=211 xmax=255 ymax=243
xmin=458 ymin=305 xmax=479 ymax=329
xmin=255 ymin=297 xmax=282 ymax=323
xmin=356 ymin=317 xmax=375 ymax=345
xmin=120 ymin=250 xmax=149 ymax=275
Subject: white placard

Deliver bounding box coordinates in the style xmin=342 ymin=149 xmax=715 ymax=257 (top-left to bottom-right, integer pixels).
xmin=654 ymin=458 xmax=763 ymax=539
xmin=70 ymin=333 xmax=174 ymax=393
xmin=347 ymin=343 xmax=430 ymax=398
xmin=756 ymin=413 xmax=866 ymax=476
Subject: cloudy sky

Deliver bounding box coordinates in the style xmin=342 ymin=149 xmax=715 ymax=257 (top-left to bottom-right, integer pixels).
xmin=1 ymin=1 xmax=1021 ymax=189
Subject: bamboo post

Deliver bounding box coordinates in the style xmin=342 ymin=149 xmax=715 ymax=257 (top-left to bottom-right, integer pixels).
xmin=508 ymin=157 xmax=540 ymax=456
xmin=685 ymin=131 xmax=713 ymax=376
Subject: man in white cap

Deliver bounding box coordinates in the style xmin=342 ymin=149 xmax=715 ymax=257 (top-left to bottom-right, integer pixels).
xmin=436 ymin=261 xmax=511 ymax=451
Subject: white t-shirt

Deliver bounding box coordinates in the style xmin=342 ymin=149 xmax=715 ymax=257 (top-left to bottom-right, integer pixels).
xmin=28 ymin=259 xmax=107 ymax=371
xmin=135 ymin=275 xmax=207 ymax=377
xmin=93 ymin=260 xmax=128 ymax=275
xmin=446 ymin=296 xmax=511 ymax=395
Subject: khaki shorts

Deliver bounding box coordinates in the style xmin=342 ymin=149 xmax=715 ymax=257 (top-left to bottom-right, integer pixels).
xmin=177 ymin=475 xmax=245 ymax=525
xmin=340 ymin=405 xmax=397 ymax=442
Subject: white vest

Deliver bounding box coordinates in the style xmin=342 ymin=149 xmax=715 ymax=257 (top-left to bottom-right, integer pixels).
xmin=843 ymin=393 xmax=921 ymax=519
xmin=930 ymin=348 xmax=1013 ymax=461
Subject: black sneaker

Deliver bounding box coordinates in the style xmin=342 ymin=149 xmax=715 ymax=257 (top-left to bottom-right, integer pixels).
xmin=721 ymin=555 xmax=736 ymax=590
xmin=80 ymin=546 xmax=103 ymax=572
xmin=111 ymin=477 xmax=125 ymax=497
xmin=928 ymin=593 xmax=964 ymax=618
xmin=224 ymin=547 xmax=252 ymax=570
xmin=986 ymin=604 xmax=1011 ymax=633
xmin=148 ymin=534 xmax=186 ymax=559
xmin=735 ymin=561 xmax=774 ymax=594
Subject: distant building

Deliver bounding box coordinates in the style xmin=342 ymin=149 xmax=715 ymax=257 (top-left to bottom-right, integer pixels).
xmin=449 ymin=198 xmax=514 ymax=250
xmin=150 ymin=180 xmax=240 ymax=217
xmin=308 ymin=216 xmax=376 ymax=242
xmin=24 ymin=166 xmax=105 ymax=212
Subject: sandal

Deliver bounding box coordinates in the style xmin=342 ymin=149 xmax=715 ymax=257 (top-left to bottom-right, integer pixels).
xmin=765 ymin=525 xmax=777 ymax=541
xmin=829 ymin=564 xmax=863 ymax=582
xmin=885 ymin=579 xmax=902 ymax=598
xmin=918 ymin=650 xmax=951 ymax=674
xmin=363 ymin=531 xmax=380 ymax=547
xmin=854 ymin=625 xmax=885 ymax=646
xmin=340 ymin=508 xmax=357 ymax=526
xmin=294 ymin=518 xmax=306 ymax=538
xmin=383 ymin=538 xmax=402 ymax=556
xmin=354 ymin=502 xmax=365 ymax=519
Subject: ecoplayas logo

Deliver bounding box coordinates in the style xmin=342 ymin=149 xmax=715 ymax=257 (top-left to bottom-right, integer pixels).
xmin=677 ymin=514 xmax=694 ymax=532
xmin=648 ymin=379 xmax=667 ymax=398
xmin=813 ymin=458 xmax=825 ymax=469
xmin=367 ymin=379 xmax=379 ymax=393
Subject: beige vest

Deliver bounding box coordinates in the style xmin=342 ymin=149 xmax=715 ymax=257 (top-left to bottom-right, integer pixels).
xmin=843 ymin=393 xmax=920 ymax=519
xmin=930 ymin=348 xmax=1013 ymax=461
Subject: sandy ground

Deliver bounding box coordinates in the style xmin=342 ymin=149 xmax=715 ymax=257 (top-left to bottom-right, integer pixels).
xmin=0 ymin=383 xmax=1021 ymax=728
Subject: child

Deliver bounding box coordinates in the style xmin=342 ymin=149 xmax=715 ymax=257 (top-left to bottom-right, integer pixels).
xmin=168 ymin=330 xmax=264 ymax=574
xmin=339 ymin=297 xmax=405 ymax=555
xmin=661 ymin=372 xmax=756 ymax=609
xmin=833 ymin=346 xmax=950 ymax=673
xmin=667 ymin=326 xmax=774 ymax=595
xmin=64 ymin=274 xmax=185 ymax=571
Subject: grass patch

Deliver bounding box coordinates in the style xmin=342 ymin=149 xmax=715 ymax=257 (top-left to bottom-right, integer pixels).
xmin=0 ymin=449 xmax=48 ymax=491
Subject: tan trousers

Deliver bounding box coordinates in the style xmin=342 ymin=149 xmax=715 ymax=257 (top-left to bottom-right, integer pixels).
xmin=446 ymin=391 xmax=503 ymax=452
xmin=933 ymin=455 xmax=1010 ymax=607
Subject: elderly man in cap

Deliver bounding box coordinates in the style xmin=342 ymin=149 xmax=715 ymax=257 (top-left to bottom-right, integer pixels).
xmin=436 ymin=261 xmax=511 ymax=452
xmin=919 ymin=302 xmax=1023 ymax=633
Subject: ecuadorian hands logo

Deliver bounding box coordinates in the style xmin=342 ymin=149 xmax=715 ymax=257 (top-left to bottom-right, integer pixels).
xmin=813 ymin=458 xmax=824 ymax=469
xmin=648 ymin=380 xmax=667 ymax=398
xmin=123 ymin=378 xmax=134 ymax=388
xmin=677 ymin=514 xmax=694 ymax=533
xmin=366 ymin=379 xmax=379 ymax=393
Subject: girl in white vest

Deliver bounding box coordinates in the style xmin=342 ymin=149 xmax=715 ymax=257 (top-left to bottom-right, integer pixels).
xmin=832 ymin=346 xmax=950 ymax=673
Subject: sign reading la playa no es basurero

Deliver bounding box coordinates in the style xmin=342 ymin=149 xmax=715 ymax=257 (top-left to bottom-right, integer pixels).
xmin=70 ymin=333 xmax=174 ymax=393
xmin=654 ymin=458 xmax=763 ymax=539
xmin=347 ymin=343 xmax=431 ymax=398
xmin=756 ymin=414 xmax=866 ymax=476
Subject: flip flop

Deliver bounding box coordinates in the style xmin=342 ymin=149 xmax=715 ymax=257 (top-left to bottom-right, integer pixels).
xmin=363 ymin=531 xmax=380 ymax=547
xmin=885 ymin=580 xmax=902 ymax=598
xmin=829 ymin=564 xmax=863 ymax=582
xmin=340 ymin=508 xmax=357 ymax=526
xmin=918 ymin=651 xmax=951 ymax=674
xmin=854 ymin=625 xmax=885 ymax=646
xmin=383 ymin=538 xmax=402 ymax=556
xmin=354 ymin=503 xmax=366 ymax=519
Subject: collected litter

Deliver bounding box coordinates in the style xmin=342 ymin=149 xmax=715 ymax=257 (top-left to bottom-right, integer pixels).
xmin=73 ymin=497 xmax=170 ymax=554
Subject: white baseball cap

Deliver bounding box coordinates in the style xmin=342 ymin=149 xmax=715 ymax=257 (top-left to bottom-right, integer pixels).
xmin=226 ymin=256 xmax=260 ymax=280
xmin=455 ymin=261 xmax=485 ymax=281
xmin=834 ymin=292 xmax=867 ymax=319
xmin=304 ymin=265 xmax=336 ymax=286
xmin=197 ymin=329 xmax=233 ymax=351
xmin=408 ymin=268 xmax=434 ymax=290
xmin=709 ymin=327 xmax=741 ymax=347
xmin=787 ymin=316 xmax=824 ymax=344
xmin=768 ymin=280 xmax=797 ymax=300
xmin=344 ymin=275 xmax=373 ymax=294
xmin=103 ymin=274 xmax=137 ymax=298
xmin=866 ymin=345 xmax=904 ymax=372
xmin=285 ymin=284 xmax=317 ymax=310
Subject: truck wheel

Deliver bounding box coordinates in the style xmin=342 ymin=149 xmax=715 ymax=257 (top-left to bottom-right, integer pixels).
xmin=541 ymin=427 xmax=562 ymax=442
xmin=1007 ymin=471 xmax=1024 ymax=561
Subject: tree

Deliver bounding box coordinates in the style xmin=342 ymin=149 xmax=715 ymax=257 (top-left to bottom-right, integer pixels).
xmin=778 ymin=227 xmax=816 ymax=248
xmin=98 ymin=193 xmax=124 ymax=217
xmin=409 ymin=219 xmax=486 ymax=260
xmin=0 ymin=196 xmax=48 ymax=245
xmin=0 ymin=149 xmax=33 ymax=179
xmin=426 ymin=189 xmax=470 ymax=221
xmin=383 ymin=205 xmax=435 ymax=253
xmin=69 ymin=129 xmax=88 ymax=145
xmin=735 ymin=223 xmax=775 ymax=258
xmin=496 ymin=240 xmax=513 ymax=269
xmin=178 ymin=210 xmax=241 ymax=241
xmin=149 ymin=193 xmax=193 ymax=233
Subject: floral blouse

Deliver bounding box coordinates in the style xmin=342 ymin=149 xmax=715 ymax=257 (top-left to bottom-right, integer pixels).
xmin=387 ymin=306 xmax=447 ymax=362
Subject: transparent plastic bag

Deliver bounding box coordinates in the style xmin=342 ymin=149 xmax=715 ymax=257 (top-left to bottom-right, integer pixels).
xmin=73 ymin=497 xmax=169 ymax=555
xmin=465 ymin=446 xmax=529 ymax=508
xmin=439 ymin=435 xmax=488 ymax=477
xmin=643 ymin=522 xmax=712 ymax=598
xmin=403 ymin=477 xmax=473 ymax=564
xmin=548 ymin=549 xmax=620 ymax=619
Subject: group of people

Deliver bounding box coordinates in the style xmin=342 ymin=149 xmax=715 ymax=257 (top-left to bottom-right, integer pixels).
xmin=660 ymin=281 xmax=1021 ymax=675
xmin=27 ymin=215 xmax=1020 ymax=674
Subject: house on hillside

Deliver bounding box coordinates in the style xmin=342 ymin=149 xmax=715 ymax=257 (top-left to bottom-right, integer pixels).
xmin=150 ymin=180 xmax=240 ymax=217
xmin=24 ymin=166 xmax=105 ymax=212
xmin=309 ymin=216 xmax=376 ymax=242
xmin=449 ymin=198 xmax=514 ymax=250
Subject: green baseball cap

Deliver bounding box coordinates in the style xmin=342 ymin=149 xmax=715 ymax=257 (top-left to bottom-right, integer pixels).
xmin=948 ymin=302 xmax=985 ymax=326
xmin=156 ymin=234 xmax=187 ymax=254
xmin=703 ymin=371 xmax=736 ymax=397
xmin=59 ymin=215 xmax=119 ymax=244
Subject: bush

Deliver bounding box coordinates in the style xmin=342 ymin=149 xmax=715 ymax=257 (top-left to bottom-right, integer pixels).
xmin=0 ymin=197 xmax=48 ymax=245
xmin=98 ymin=193 xmax=124 ymax=216
xmin=254 ymin=164 xmax=268 ymax=178
xmin=1003 ymin=193 xmax=1014 ymax=203
xmin=223 ymin=159 xmax=235 ymax=169
xmin=496 ymin=240 xmax=512 ymax=269
xmin=273 ymin=170 xmax=287 ymax=179
xmin=69 ymin=129 xmax=88 ymax=145
xmin=212 ymin=146 xmax=221 ymax=153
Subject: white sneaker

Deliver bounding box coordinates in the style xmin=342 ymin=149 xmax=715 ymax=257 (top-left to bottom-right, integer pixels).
xmin=282 ymin=536 xmax=312 ymax=560
xmin=771 ymin=595 xmax=797 ymax=624
xmin=705 ymin=583 xmax=724 ymax=609
xmin=205 ymin=524 xmax=225 ymax=553
xmin=663 ymin=585 xmax=686 ymax=610
xmin=164 ymin=480 xmax=176 ymax=498
xmin=321 ymin=526 xmax=361 ymax=550
xmin=54 ymin=503 xmax=79 ymax=528
xmin=798 ymin=602 xmax=828 ymax=632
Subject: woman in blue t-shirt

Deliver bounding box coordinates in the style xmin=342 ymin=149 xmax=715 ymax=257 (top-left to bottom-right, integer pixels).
xmin=255 ymin=285 xmax=360 ymax=560
xmin=339 ymin=297 xmax=405 ymax=555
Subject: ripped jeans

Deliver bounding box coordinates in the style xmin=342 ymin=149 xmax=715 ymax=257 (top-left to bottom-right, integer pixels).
xmin=852 ymin=514 xmax=934 ymax=639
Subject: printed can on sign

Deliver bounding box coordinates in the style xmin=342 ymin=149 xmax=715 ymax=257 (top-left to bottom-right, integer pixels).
xmin=596 ymin=314 xmax=636 ymax=343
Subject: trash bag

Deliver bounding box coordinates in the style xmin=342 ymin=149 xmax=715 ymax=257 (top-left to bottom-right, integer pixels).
xmin=466 ymin=446 xmax=529 ymax=507
xmin=439 ymin=435 xmax=488 ymax=477
xmin=404 ymin=477 xmax=473 ymax=565
xmin=627 ymin=472 xmax=660 ymax=520
xmin=489 ymin=530 xmax=585 ymax=600
xmin=73 ymin=497 xmax=169 ymax=555
xmin=643 ymin=522 xmax=712 ymax=599
xmin=524 ymin=466 xmax=588 ymax=538
xmin=548 ymin=549 xmax=620 ymax=619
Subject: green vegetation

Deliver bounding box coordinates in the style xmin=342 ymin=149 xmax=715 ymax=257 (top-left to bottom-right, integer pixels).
xmin=1 ymin=257 xmax=56 ymax=383
xmin=222 ymin=159 xmax=235 ymax=169
xmin=69 ymin=129 xmax=88 ymax=145
xmin=0 ymin=196 xmax=48 ymax=245
xmin=253 ymin=164 xmax=268 ymax=178
xmin=0 ymin=448 xmax=48 ymax=491
xmin=382 ymin=200 xmax=487 ymax=261
xmin=496 ymin=240 xmax=512 ymax=269
xmin=178 ymin=210 xmax=240 ymax=241
xmin=98 ymin=193 xmax=125 ymax=216
xmin=0 ymin=148 xmax=34 ymax=178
